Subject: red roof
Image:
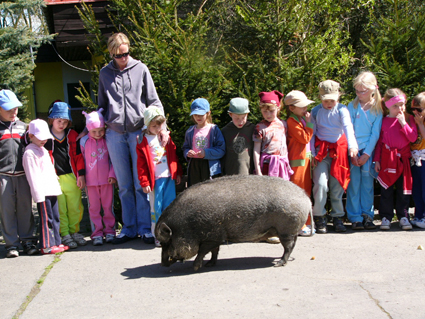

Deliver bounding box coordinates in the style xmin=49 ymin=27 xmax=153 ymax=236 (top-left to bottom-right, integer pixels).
xmin=44 ymin=0 xmax=103 ymax=5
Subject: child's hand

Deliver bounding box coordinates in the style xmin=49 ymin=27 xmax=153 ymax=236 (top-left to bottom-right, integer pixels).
xmin=358 ymin=154 xmax=370 ymax=166
xmin=108 ymin=177 xmax=117 ymax=184
xmin=351 ymin=155 xmax=359 ymax=166
xmin=77 ymin=176 xmax=86 ymax=189
xmin=176 ymin=175 xmax=182 ymax=185
xmin=375 ymin=161 xmax=381 ymax=173
xmin=304 ymin=112 xmax=311 ymax=123
xmin=414 ymin=112 xmax=425 ymax=126
xmin=197 ymin=149 xmax=205 ymax=158
xmin=396 ymin=112 xmax=406 ymax=126
xmin=142 ymin=186 xmax=151 ymax=193
xmin=187 ymin=150 xmax=197 ymax=158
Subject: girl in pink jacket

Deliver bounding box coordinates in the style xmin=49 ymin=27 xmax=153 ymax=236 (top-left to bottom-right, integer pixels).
xmin=80 ymin=109 xmax=116 ymax=246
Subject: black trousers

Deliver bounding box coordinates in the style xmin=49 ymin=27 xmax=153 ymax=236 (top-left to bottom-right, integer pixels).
xmin=379 ymin=175 xmax=410 ymax=221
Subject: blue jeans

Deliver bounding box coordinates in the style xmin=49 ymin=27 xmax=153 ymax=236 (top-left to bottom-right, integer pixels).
xmin=346 ymin=151 xmax=374 ymax=222
xmin=312 ymin=155 xmax=345 ymax=217
xmin=105 ymin=129 xmax=150 ymax=237
xmin=411 ymin=162 xmax=425 ymax=219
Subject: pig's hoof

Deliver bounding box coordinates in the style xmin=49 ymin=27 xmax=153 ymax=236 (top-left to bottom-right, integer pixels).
xmin=205 ymin=260 xmax=216 ymax=267
xmin=274 ymin=260 xmax=287 ymax=267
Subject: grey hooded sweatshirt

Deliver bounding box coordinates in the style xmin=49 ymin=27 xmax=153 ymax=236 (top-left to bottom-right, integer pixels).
xmin=98 ymin=57 xmax=163 ymax=133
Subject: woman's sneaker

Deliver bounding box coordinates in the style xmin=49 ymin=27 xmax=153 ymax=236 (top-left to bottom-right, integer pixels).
xmin=411 ymin=218 xmax=425 ymax=229
xmin=62 ymin=234 xmax=78 ymax=249
xmin=380 ymin=217 xmax=391 ymax=230
xmin=71 ymin=233 xmax=87 ymax=246
xmin=6 ymin=247 xmax=19 ymax=258
xmin=399 ymin=217 xmax=412 ymax=230
xmin=92 ymin=236 xmax=103 ymax=246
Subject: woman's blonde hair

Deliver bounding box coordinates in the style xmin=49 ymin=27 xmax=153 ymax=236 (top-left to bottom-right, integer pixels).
xmin=107 ymin=33 xmax=130 ymax=57
xmin=382 ymin=88 xmax=409 ymax=120
xmin=412 ymin=92 xmax=425 ymax=108
xmin=352 ymin=71 xmax=382 ymax=115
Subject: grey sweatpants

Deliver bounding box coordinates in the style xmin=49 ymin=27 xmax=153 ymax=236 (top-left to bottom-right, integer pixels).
xmin=0 ymin=174 xmax=34 ymax=249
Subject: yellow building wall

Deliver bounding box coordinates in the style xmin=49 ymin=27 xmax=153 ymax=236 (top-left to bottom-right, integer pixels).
xmin=23 ymin=87 xmax=35 ymax=120
xmin=33 ymin=62 xmax=65 ymax=116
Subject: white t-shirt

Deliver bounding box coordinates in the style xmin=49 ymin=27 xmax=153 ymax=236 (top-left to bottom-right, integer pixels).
xmin=145 ymin=134 xmax=170 ymax=179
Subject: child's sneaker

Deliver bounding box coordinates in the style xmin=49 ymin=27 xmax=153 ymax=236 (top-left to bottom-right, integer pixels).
xmin=142 ymin=232 xmax=155 ymax=244
xmin=351 ymin=221 xmax=364 ymax=230
xmin=399 ymin=217 xmax=412 ymax=230
xmin=59 ymin=244 xmax=69 ymax=251
xmin=362 ymin=214 xmax=376 ymax=230
xmin=266 ymin=236 xmax=280 ymax=244
xmin=411 ymin=218 xmax=425 ymax=229
xmin=22 ymin=241 xmax=39 ymax=255
xmin=6 ymin=247 xmax=19 ymax=258
xmin=92 ymin=236 xmax=103 ymax=246
xmin=313 ymin=216 xmax=327 ymax=234
xmin=333 ymin=217 xmax=346 ymax=232
xmin=62 ymin=234 xmax=78 ymax=249
xmin=298 ymin=225 xmax=315 ymax=236
xmin=105 ymin=234 xmax=115 ymax=243
xmin=155 ymin=239 xmax=161 ymax=247
xmin=71 ymin=233 xmax=87 ymax=246
xmin=380 ymin=217 xmax=391 ymax=230
xmin=41 ymin=246 xmax=65 ymax=255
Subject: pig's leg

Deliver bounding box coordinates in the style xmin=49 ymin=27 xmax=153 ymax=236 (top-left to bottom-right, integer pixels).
xmin=205 ymin=246 xmax=220 ymax=267
xmin=276 ymin=234 xmax=297 ymax=267
xmin=193 ymin=242 xmax=220 ymax=271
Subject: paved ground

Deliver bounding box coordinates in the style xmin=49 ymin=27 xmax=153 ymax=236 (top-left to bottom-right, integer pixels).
xmin=1 ymin=216 xmax=424 ymax=319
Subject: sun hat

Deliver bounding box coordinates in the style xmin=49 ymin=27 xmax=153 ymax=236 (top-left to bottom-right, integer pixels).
xmin=259 ymin=90 xmax=284 ymax=105
xmin=318 ymin=80 xmax=340 ymax=101
xmin=190 ymin=98 xmax=210 ymax=116
xmin=82 ymin=109 xmax=105 ymax=131
xmin=48 ymin=102 xmax=72 ymax=121
xmin=28 ymin=119 xmax=54 ymax=140
xmin=228 ymin=98 xmax=250 ymax=114
xmin=143 ymin=106 xmax=164 ymax=127
xmin=0 ymin=90 xmax=22 ymax=111
xmin=284 ymin=90 xmax=315 ymax=108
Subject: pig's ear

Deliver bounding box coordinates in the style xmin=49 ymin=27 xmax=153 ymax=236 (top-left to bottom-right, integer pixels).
xmin=157 ymin=222 xmax=172 ymax=243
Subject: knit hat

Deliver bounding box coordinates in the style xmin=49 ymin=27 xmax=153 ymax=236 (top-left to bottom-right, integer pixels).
xmin=190 ymin=98 xmax=210 ymax=116
xmin=144 ymin=106 xmax=163 ymax=127
xmin=259 ymin=90 xmax=284 ymax=105
xmin=48 ymin=102 xmax=72 ymax=121
xmin=28 ymin=119 xmax=54 ymax=141
xmin=0 ymin=90 xmax=22 ymax=111
xmin=228 ymin=98 xmax=250 ymax=114
xmin=318 ymin=80 xmax=340 ymax=101
xmin=82 ymin=109 xmax=105 ymax=131
xmin=284 ymin=90 xmax=315 ymax=108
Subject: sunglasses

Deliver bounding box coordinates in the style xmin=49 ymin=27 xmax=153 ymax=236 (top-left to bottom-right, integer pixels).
xmin=114 ymin=52 xmax=129 ymax=59
xmin=411 ymin=107 xmax=424 ymax=113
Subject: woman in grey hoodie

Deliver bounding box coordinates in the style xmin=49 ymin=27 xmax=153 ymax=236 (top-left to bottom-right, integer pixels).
xmin=98 ymin=32 xmax=164 ymax=245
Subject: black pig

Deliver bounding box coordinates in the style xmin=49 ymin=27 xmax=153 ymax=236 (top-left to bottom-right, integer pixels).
xmin=155 ymin=175 xmax=311 ymax=271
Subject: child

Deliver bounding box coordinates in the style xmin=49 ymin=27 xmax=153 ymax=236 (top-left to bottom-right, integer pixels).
xmin=80 ymin=109 xmax=116 ymax=246
xmin=253 ymin=90 xmax=292 ymax=244
xmin=311 ymin=80 xmax=358 ymax=234
xmin=23 ymin=119 xmax=65 ymax=254
xmin=182 ymin=98 xmax=225 ymax=187
xmin=284 ymin=90 xmax=315 ymax=236
xmin=221 ymin=97 xmax=255 ymax=175
xmin=136 ymin=106 xmax=183 ymax=246
xmin=346 ymin=72 xmax=383 ymax=230
xmin=253 ymin=90 xmax=292 ymax=179
xmin=47 ymin=102 xmax=87 ymax=248
xmin=410 ymin=92 xmax=425 ymax=229
xmin=0 ymin=90 xmax=36 ymax=258
xmin=374 ymin=89 xmax=417 ymax=230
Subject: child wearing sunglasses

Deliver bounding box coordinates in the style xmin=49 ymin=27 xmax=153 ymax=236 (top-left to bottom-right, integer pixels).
xmin=410 ymin=92 xmax=425 ymax=229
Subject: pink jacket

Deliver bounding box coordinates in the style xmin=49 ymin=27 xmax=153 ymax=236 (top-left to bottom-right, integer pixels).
xmin=80 ymin=135 xmax=115 ymax=186
xmin=22 ymin=143 xmax=62 ymax=203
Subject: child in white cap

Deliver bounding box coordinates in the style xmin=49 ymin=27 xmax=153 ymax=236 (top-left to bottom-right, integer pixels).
xmin=136 ymin=106 xmax=182 ymax=246
xmin=221 ymin=97 xmax=255 ymax=175
xmin=80 ymin=109 xmax=117 ymax=246
xmin=0 ymin=90 xmax=37 ymax=258
xmin=23 ymin=119 xmax=66 ymax=254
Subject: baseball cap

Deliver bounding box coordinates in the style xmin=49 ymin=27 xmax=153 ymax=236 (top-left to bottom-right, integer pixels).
xmin=228 ymin=98 xmax=250 ymax=114
xmin=284 ymin=90 xmax=315 ymax=108
xmin=318 ymin=80 xmax=340 ymax=101
xmin=29 ymin=119 xmax=54 ymax=140
xmin=0 ymin=90 xmax=23 ymax=111
xmin=190 ymin=98 xmax=210 ymax=116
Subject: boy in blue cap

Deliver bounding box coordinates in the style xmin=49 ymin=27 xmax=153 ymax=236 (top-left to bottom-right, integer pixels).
xmin=0 ymin=90 xmax=37 ymax=257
